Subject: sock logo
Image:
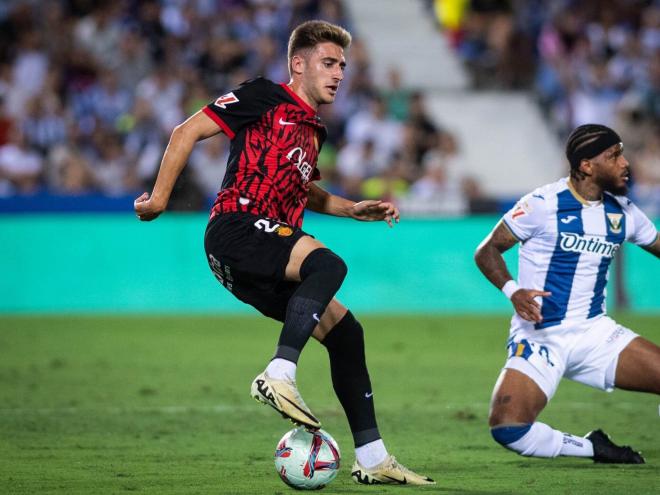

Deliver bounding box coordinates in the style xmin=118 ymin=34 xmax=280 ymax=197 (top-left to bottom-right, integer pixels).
xmin=364 ymin=392 xmax=374 ymax=399
xmin=312 ymin=313 xmax=320 ymax=322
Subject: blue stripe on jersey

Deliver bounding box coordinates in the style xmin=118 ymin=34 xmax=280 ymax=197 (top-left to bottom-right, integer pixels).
xmin=536 ymin=189 xmax=584 ymax=330
xmin=588 ymin=195 xmax=626 ymax=318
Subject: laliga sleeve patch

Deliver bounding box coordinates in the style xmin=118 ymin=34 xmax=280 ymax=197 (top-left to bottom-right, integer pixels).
xmin=214 ymin=92 xmax=239 ymax=109
xmin=511 ymin=201 xmax=532 ymax=221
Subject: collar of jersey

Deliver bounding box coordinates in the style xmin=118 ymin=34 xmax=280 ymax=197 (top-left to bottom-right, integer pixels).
xmin=567 ymin=177 xmax=602 ymax=207
xmin=280 ymin=83 xmax=317 ymax=117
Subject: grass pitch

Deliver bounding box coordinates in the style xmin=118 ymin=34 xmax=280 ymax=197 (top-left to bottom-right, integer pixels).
xmin=1 ymin=314 xmax=658 ymax=494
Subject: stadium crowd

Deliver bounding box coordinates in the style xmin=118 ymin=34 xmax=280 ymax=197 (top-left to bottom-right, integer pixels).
xmin=1 ymin=0 xmax=657 ymax=216
xmin=431 ymin=0 xmax=660 ymax=215
xmin=0 ymin=0 xmax=482 ymax=215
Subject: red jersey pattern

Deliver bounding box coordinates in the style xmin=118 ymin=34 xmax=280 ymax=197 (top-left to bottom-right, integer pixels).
xmin=202 ymin=78 xmax=326 ymax=228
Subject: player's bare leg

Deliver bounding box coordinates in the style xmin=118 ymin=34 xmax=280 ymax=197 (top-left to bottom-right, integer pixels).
xmin=615 ymin=337 xmax=660 ymax=394
xmin=489 ymin=369 xmax=643 ymax=463
xmin=252 ymin=236 xmax=345 ymax=429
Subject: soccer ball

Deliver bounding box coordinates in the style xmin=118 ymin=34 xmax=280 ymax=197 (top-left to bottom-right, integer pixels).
xmin=274 ymin=427 xmax=341 ymax=490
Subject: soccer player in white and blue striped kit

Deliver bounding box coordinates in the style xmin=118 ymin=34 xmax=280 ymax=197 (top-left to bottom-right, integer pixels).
xmin=475 ymin=124 xmax=660 ymax=463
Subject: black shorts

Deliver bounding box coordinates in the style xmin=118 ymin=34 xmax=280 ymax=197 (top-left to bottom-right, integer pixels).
xmin=204 ymin=212 xmax=309 ymax=322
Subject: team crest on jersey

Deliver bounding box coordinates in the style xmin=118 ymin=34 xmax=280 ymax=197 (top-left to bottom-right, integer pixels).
xmin=214 ymin=92 xmax=239 ymax=109
xmin=606 ymin=213 xmax=623 ymax=234
xmin=277 ymin=226 xmax=293 ymax=237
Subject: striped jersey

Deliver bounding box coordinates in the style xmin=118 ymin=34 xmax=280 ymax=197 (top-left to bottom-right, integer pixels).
xmin=202 ymin=77 xmax=326 ymax=228
xmin=503 ymin=177 xmax=658 ymax=331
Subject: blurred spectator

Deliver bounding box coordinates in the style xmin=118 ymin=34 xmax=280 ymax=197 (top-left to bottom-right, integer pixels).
xmin=632 ymin=126 xmax=660 ymax=217
xmin=47 ymin=144 xmax=95 ymax=195
xmin=344 ymin=95 xmax=403 ymax=165
xmin=0 ymin=127 xmax=43 ymax=195
xmin=91 ymin=70 xmax=133 ymax=130
xmin=404 ymin=148 xmax=467 ymax=215
xmin=336 ymin=139 xmax=382 ymax=198
xmin=135 ymin=64 xmax=185 ymax=133
xmin=406 ymin=91 xmax=441 ymax=163
xmin=381 ymin=67 xmax=412 ymax=121
xmin=189 ymin=136 xmax=229 ymax=198
xmin=21 ymin=95 xmax=68 ymax=154
xmin=91 ymin=132 xmax=138 ymax=196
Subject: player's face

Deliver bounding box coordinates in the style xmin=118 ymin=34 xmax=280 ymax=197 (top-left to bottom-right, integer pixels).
xmin=592 ymin=143 xmax=630 ymax=195
xmin=302 ymin=42 xmax=346 ymax=105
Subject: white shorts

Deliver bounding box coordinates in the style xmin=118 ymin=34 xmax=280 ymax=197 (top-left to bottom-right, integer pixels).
xmin=502 ymin=315 xmax=638 ymax=400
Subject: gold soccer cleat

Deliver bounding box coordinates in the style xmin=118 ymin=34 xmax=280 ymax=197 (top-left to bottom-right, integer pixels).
xmin=250 ymin=371 xmax=321 ymax=429
xmin=351 ymin=455 xmax=435 ymax=485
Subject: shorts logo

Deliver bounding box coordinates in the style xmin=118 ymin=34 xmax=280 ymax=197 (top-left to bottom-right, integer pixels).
xmin=606 ymin=326 xmax=625 ymax=344
xmin=254 ymin=218 xmax=293 ymax=236
xmin=214 ymin=92 xmax=239 ymax=109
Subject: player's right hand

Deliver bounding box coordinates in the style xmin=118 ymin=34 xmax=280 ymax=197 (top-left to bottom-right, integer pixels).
xmin=510 ymin=289 xmax=551 ymax=323
xmin=134 ymin=192 xmax=166 ymax=221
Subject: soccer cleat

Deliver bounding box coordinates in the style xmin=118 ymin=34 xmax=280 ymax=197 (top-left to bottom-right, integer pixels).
xmin=250 ymin=371 xmax=321 ymax=429
xmin=586 ymin=429 xmax=645 ymax=464
xmin=351 ymin=455 xmax=435 ymax=485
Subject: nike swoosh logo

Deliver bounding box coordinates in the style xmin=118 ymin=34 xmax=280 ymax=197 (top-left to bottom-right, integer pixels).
xmin=561 ymin=215 xmax=578 ymax=224
xmin=312 ymin=313 xmax=320 ymax=322
xmin=278 ymin=117 xmax=296 ymax=126
xmin=364 ymin=392 xmax=374 ymax=398
xmin=383 ymin=474 xmax=407 ymax=484
xmin=280 ymin=395 xmax=319 ymax=423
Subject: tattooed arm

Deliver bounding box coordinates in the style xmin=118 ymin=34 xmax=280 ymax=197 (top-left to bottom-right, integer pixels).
xmin=475 ymin=221 xmax=551 ymax=323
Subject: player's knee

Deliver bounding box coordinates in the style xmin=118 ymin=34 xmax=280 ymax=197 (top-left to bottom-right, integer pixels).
xmin=490 ymin=424 xmax=532 ymax=449
xmin=300 ymin=248 xmax=347 ymax=288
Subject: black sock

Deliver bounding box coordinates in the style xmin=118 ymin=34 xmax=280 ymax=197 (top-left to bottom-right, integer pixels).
xmin=274 ymin=248 xmax=347 ymax=363
xmin=322 ymin=311 xmax=380 ymax=447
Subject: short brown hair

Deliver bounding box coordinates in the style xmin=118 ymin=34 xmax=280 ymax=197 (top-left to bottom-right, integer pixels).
xmin=287 ymin=20 xmax=352 ymax=72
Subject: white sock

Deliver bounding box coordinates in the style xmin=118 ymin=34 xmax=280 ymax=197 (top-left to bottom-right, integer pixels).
xmin=505 ymin=422 xmax=593 ymax=458
xmin=507 ymin=422 xmax=563 ymax=457
xmin=355 ymin=439 xmax=388 ymax=468
xmin=265 ymin=358 xmax=296 ymax=381
xmin=560 ymin=433 xmax=594 ymax=457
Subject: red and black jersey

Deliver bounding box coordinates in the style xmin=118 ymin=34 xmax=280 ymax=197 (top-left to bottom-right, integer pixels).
xmin=202 ymin=77 xmax=327 ymax=228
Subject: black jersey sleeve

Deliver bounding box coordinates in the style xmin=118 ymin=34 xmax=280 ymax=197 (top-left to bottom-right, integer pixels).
xmin=202 ymin=77 xmax=279 ymax=139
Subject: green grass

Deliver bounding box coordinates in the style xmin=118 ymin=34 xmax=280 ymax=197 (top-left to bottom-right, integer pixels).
xmin=0 ymin=314 xmax=658 ymax=494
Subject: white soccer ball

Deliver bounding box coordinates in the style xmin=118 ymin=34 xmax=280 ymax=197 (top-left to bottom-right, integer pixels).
xmin=274 ymin=427 xmax=341 ymax=490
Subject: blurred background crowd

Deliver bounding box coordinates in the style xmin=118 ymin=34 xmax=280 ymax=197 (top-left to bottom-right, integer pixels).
xmin=431 ymin=0 xmax=660 ymax=214
xmin=0 ymin=0 xmax=658 ymax=216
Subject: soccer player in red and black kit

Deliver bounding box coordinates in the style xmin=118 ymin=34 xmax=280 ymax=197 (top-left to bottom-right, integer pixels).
xmin=134 ymin=21 xmax=433 ymax=485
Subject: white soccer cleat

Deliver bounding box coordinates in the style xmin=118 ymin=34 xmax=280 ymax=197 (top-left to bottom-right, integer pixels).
xmin=351 ymin=455 xmax=435 ymax=485
xmin=250 ymin=371 xmax=321 ymax=429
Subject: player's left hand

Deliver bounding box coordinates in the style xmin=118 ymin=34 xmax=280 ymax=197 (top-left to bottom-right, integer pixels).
xmin=351 ymin=200 xmax=400 ymax=227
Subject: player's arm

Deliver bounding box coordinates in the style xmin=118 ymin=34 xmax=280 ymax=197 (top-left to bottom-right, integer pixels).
xmin=306 ymin=183 xmax=400 ymax=227
xmin=641 ymin=233 xmax=660 ymax=258
xmin=474 ymin=221 xmax=550 ymax=322
xmin=134 ymin=110 xmax=221 ymax=221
